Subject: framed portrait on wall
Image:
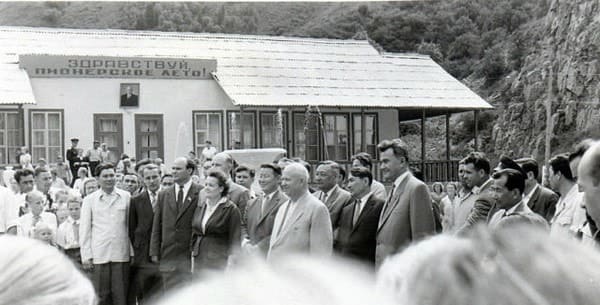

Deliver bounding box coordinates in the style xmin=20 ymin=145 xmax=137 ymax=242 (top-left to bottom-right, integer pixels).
xmin=120 ymin=83 xmax=140 ymax=107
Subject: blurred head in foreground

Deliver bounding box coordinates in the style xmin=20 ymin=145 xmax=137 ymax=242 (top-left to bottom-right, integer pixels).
xmin=0 ymin=235 xmax=96 ymax=305
xmin=156 ymin=255 xmax=390 ymax=305
xmin=377 ymin=225 xmax=600 ymax=305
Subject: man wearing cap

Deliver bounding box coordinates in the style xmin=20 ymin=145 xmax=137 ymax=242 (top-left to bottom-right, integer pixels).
xmin=86 ymin=140 xmax=102 ymax=176
xmin=66 ymin=138 xmax=79 ymax=185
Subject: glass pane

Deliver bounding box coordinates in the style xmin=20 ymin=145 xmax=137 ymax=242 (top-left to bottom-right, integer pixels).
xmin=196 ymin=114 xmax=208 ymax=130
xmin=0 ymin=113 xmax=5 ymax=130
xmin=48 ymin=113 xmax=60 ymax=129
xmin=338 ymin=146 xmax=347 ymax=160
xmin=32 ymin=113 xmax=45 ymax=129
xmin=8 ymin=147 xmax=19 ymax=164
xmin=8 ymin=131 xmax=19 ymax=146
xmin=48 ymin=131 xmax=60 ymax=146
xmin=325 ymin=131 xmax=335 ymax=144
xmin=354 ymin=116 xmax=361 ymax=133
xmin=140 ymin=120 xmax=158 ymax=132
xmin=0 ymin=150 xmax=4 ymax=164
xmin=49 ymin=147 xmax=61 ymax=163
xmin=208 ymin=115 xmax=221 ymax=147
xmin=141 ymin=134 xmax=159 ymax=148
xmin=0 ymin=132 xmax=4 ymax=146
xmin=295 ymin=145 xmax=305 ymax=160
xmin=33 ymin=147 xmax=46 ymax=161
xmin=7 ymin=113 xmax=18 ymax=129
xmin=196 ymin=132 xmax=207 ymax=145
xmin=306 ymin=130 xmax=318 ymax=145
xmin=100 ymin=119 xmax=118 ymax=132
xmin=338 ymin=132 xmax=348 ymax=145
xmin=33 ymin=131 xmax=45 ymax=145
xmin=336 ymin=116 xmax=347 ymax=130
xmin=306 ymin=146 xmax=318 ymax=161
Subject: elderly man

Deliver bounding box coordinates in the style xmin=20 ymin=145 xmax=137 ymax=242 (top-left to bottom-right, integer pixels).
xmin=80 ymin=163 xmax=131 ymax=305
xmin=375 ymin=139 xmax=435 ymax=268
xmin=488 ymin=169 xmax=548 ymax=229
xmin=267 ymin=163 xmax=332 ymax=260
xmin=150 ymin=157 xmax=202 ymax=290
xmin=548 ymin=154 xmax=587 ymax=238
xmin=335 ymin=166 xmax=384 ymax=266
xmin=210 ymin=152 xmax=250 ymax=219
xmin=243 ymin=163 xmax=287 ymax=257
xmin=576 ymin=141 xmax=600 ymax=244
xmin=313 ymin=160 xmax=353 ymax=230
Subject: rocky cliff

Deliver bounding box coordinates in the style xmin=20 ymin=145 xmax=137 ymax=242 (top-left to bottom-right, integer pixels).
xmin=489 ymin=0 xmax=600 ymax=159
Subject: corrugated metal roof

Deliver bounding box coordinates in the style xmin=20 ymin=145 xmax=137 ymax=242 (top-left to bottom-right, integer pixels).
xmin=0 ymin=26 xmax=492 ymax=110
xmin=0 ymin=63 xmax=36 ymax=105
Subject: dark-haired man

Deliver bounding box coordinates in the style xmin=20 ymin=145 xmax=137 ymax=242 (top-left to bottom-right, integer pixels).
xmin=150 ymin=157 xmax=202 ymax=290
xmin=351 ymin=152 xmax=387 ymax=200
xmin=454 ymin=152 xmax=494 ymax=232
xmin=335 ymin=167 xmax=384 ymax=266
xmin=80 ymin=163 xmax=131 ymax=305
xmin=375 ymin=139 xmax=435 ymax=268
xmin=548 ymin=154 xmax=586 ymax=238
xmin=313 ymin=160 xmax=353 ymax=231
xmin=243 ymin=163 xmax=287 ymax=257
xmin=515 ymin=158 xmax=558 ymax=222
xmin=488 ymin=169 xmax=548 ymax=229
xmin=210 ymin=152 xmax=250 ymax=220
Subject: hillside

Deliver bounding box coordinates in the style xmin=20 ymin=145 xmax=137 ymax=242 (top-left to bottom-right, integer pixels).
xmin=1 ymin=0 xmax=594 ymax=162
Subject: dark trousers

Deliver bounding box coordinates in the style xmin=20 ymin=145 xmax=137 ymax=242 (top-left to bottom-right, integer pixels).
xmin=127 ymin=266 xmax=161 ymax=305
xmin=92 ymin=262 xmax=130 ymax=305
xmin=63 ymin=247 xmax=82 ymax=269
xmin=89 ymin=161 xmax=100 ymax=176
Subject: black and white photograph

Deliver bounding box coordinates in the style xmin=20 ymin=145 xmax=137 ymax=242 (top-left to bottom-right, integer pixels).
xmin=1 ymin=1 xmax=600 ymax=305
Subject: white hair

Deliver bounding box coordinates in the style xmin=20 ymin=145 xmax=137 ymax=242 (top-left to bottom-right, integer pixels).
xmin=0 ymin=235 xmax=96 ymax=305
xmin=284 ymin=162 xmax=309 ymax=181
xmin=377 ymin=225 xmax=600 ymax=305
xmin=156 ymin=255 xmax=391 ymax=305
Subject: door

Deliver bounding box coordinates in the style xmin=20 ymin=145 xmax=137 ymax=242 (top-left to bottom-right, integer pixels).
xmin=135 ymin=114 xmax=164 ymax=160
xmin=93 ymin=113 xmax=123 ymax=164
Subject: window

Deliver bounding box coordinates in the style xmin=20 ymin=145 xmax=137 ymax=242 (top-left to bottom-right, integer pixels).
xmin=227 ymin=111 xmax=255 ymax=149
xmin=30 ymin=110 xmax=62 ymax=163
xmin=0 ymin=111 xmax=22 ymax=164
xmin=135 ymin=114 xmax=163 ymax=160
xmin=323 ymin=114 xmax=349 ymax=161
xmin=194 ymin=112 xmax=222 ymax=155
xmin=94 ymin=114 xmax=123 ymax=164
xmin=353 ymin=114 xmax=378 ymax=157
xmin=260 ymin=112 xmax=287 ymax=148
xmin=293 ymin=113 xmax=320 ymax=161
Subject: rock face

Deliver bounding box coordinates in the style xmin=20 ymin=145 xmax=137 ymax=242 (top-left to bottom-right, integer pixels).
xmin=489 ymin=0 xmax=600 ymax=159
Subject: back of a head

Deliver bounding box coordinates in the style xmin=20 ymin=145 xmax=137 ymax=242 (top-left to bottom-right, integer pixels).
xmin=377 ymin=225 xmax=600 ymax=305
xmin=157 ymin=255 xmax=390 ymax=305
xmin=0 ymin=235 xmax=96 ymax=305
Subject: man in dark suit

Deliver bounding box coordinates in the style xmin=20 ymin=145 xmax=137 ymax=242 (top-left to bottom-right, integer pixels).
xmin=128 ymin=164 xmax=161 ymax=305
xmin=121 ymin=85 xmax=139 ymax=107
xmin=335 ymin=167 xmax=384 ymax=266
xmin=313 ymin=160 xmax=353 ymax=230
xmin=210 ymin=152 xmax=250 ymax=221
xmin=375 ymin=139 xmax=436 ymax=268
xmin=150 ymin=157 xmax=202 ymax=290
xmin=516 ymin=158 xmax=559 ymax=222
xmin=66 ymin=138 xmax=79 ymax=185
xmin=242 ymin=163 xmax=287 ymax=257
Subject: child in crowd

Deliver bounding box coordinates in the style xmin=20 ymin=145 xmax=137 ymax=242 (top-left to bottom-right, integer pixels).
xmin=73 ymin=167 xmax=89 ymax=195
xmin=56 ymin=197 xmax=83 ymax=268
xmin=33 ymin=222 xmax=57 ymax=247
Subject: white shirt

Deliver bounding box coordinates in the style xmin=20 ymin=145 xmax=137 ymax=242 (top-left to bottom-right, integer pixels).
xmin=0 ymin=186 xmax=15 ymax=233
xmin=175 ymin=179 xmax=193 ymax=202
xmin=80 ymin=188 xmax=131 ymax=264
xmin=14 ymin=212 xmax=57 ymax=239
xmin=201 ymin=197 xmax=227 ymax=233
xmin=56 ymin=217 xmax=80 ymax=249
xmin=550 ymin=184 xmax=586 ymax=238
xmin=356 ymin=192 xmax=373 ymax=217
xmin=371 ymin=180 xmax=387 ymax=200
xmin=147 ymin=189 xmax=158 ymax=211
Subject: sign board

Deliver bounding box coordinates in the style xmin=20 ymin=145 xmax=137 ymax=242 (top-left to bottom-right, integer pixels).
xmin=19 ymin=55 xmax=217 ymax=79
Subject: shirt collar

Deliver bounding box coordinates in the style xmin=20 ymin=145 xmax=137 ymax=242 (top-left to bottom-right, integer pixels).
xmin=100 ymin=188 xmax=120 ymax=199
xmin=393 ymin=171 xmax=410 ymax=188
xmin=472 ymin=178 xmax=492 ymax=195
xmin=360 ymin=192 xmax=373 ymax=205
xmin=177 ymin=178 xmax=193 ymax=193
xmin=206 ymin=196 xmax=228 ymax=209
xmin=523 ymin=183 xmax=539 ymax=202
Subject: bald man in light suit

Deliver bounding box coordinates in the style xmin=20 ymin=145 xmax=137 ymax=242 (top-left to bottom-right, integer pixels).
xmin=267 ymin=163 xmax=332 ymax=261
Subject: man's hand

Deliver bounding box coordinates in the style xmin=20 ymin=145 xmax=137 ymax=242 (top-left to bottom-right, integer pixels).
xmin=151 ymin=256 xmax=159 ymax=263
xmin=82 ymin=259 xmax=94 ymax=271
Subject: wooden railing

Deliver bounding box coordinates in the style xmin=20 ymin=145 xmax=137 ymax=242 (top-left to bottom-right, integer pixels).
xmin=308 ymin=159 xmax=459 ymax=184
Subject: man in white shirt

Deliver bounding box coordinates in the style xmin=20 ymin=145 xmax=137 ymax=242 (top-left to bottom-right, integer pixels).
xmin=80 ymin=163 xmax=131 ymax=305
xmin=201 ymin=140 xmax=218 ymax=162
xmin=8 ymin=190 xmax=57 ymax=238
xmin=56 ymin=197 xmax=82 ymax=266
xmin=547 ymin=154 xmax=586 ymax=238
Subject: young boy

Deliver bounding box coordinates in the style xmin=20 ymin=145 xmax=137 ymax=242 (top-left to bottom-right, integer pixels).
xmin=56 ymin=197 xmax=82 ymax=267
xmin=33 ymin=222 xmax=56 ymax=247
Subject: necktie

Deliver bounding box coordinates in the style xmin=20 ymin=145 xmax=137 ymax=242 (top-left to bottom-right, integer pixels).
xmin=150 ymin=191 xmax=157 ymax=210
xmin=321 ymin=192 xmax=328 ymax=203
xmin=73 ymin=221 xmax=80 ymax=245
xmin=261 ymin=194 xmax=269 ymax=217
xmin=352 ymin=200 xmax=362 ymax=227
xmin=177 ymin=185 xmax=184 ymax=212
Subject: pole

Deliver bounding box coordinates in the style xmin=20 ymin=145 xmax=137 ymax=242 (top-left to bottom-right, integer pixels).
xmin=360 ymin=107 xmax=366 ymax=153
xmin=421 ymin=109 xmax=426 ymax=180
xmin=544 ymin=67 xmax=553 ymax=165
xmin=239 ymin=106 xmax=245 ymax=150
xmin=445 ymin=113 xmax=451 ymax=160
xmin=474 ymin=110 xmax=479 ymax=151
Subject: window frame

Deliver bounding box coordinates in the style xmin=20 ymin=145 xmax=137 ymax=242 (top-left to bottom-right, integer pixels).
xmin=192 ymin=110 xmax=224 ymax=155
xmin=322 ymin=113 xmax=350 ymax=161
xmin=351 ymin=112 xmax=379 ymax=158
xmin=28 ymin=109 xmax=64 ymax=164
xmin=259 ymin=111 xmax=288 ymax=150
xmin=226 ymin=110 xmax=257 ymax=150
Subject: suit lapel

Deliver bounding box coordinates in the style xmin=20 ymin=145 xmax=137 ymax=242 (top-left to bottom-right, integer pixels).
xmin=167 ymin=187 xmax=178 ymax=215
xmin=527 ymin=186 xmax=541 ymax=208
xmin=378 ymin=176 xmax=409 ymax=232
xmin=177 ymin=183 xmax=198 ymax=222
xmin=276 ymin=200 xmax=305 ymax=241
xmin=257 ymin=190 xmax=283 ymax=226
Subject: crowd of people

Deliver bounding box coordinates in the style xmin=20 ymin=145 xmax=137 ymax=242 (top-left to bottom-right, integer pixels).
xmin=1 ymin=136 xmax=600 ymax=305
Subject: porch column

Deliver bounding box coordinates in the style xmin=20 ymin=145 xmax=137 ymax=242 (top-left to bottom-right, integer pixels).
xmin=239 ymin=106 xmax=245 ymax=150
xmin=446 ymin=112 xmax=451 ymax=160
xmin=360 ymin=107 xmax=366 ymax=152
xmin=421 ymin=109 xmax=426 ymax=179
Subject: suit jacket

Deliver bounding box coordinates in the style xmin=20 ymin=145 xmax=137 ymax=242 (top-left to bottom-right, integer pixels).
xmin=313 ymin=185 xmax=353 ymax=229
xmin=121 ymin=94 xmax=138 ymax=106
xmin=150 ymin=182 xmax=202 ymax=273
xmin=244 ymin=188 xmax=287 ymax=255
xmin=458 ymin=179 xmax=496 ymax=233
xmin=267 ymin=192 xmax=332 ymax=260
xmin=334 ymin=193 xmax=384 ymax=265
xmin=375 ymin=173 xmax=435 ymax=268
xmin=488 ymin=200 xmax=549 ymax=229
xmin=202 ymin=180 xmax=250 ymax=223
xmin=527 ymin=185 xmax=559 ymax=222
xmin=191 ymin=199 xmax=241 ymax=271
xmin=129 ymin=190 xmax=155 ymax=267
